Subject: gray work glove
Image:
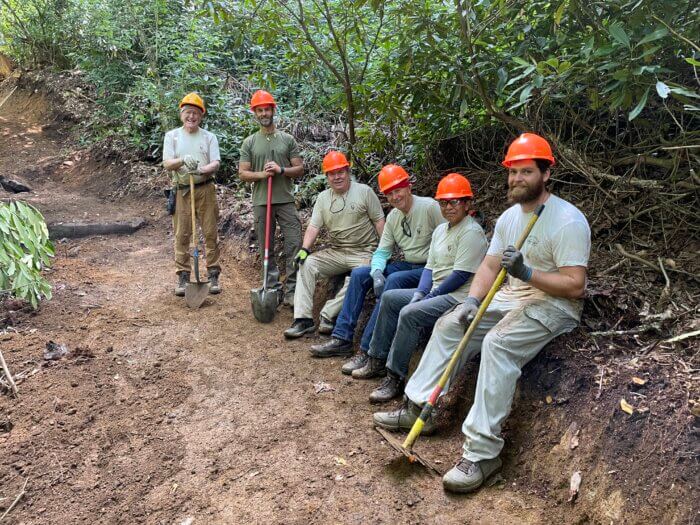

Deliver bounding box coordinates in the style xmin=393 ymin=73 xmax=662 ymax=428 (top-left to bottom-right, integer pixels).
xmin=183 ymin=155 xmax=199 ymax=172
xmin=409 ymin=291 xmax=425 ymax=304
xmin=501 ymin=244 xmax=533 ymax=282
xmin=371 ymin=269 xmax=386 ymax=297
xmin=457 ymin=296 xmax=481 ymax=325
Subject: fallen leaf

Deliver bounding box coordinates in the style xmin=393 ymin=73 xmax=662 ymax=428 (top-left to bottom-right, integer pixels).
xmin=631 ymin=377 xmax=646 ymax=386
xmin=568 ymin=471 xmax=582 ymax=502
xmin=620 ymin=398 xmax=634 ymax=415
xmin=546 ymin=395 xmax=553 ymax=404
xmin=334 ymin=457 xmax=347 ymax=466
xmin=314 ymin=381 xmax=336 ymax=394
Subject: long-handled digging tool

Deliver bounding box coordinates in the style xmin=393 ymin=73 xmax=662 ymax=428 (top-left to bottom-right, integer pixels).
xmin=376 ymin=203 xmax=545 ymax=474
xmin=250 ymin=170 xmax=278 ymax=323
xmin=185 ymin=173 xmax=210 ymax=308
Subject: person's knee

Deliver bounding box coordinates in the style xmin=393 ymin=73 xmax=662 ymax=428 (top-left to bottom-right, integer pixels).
xmin=397 ymin=304 xmax=420 ymax=327
xmin=433 ymin=309 xmax=461 ymax=333
xmin=350 ymin=265 xmax=370 ymax=281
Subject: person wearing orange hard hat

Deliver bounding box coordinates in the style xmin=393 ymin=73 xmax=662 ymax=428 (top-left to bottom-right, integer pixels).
xmin=283 ymin=151 xmax=386 ymax=339
xmin=375 ymin=133 xmax=591 ymax=495
xmin=163 ymin=92 xmax=222 ymax=296
xmin=310 ymin=164 xmax=444 ymax=368
xmin=363 ymin=173 xmax=487 ymax=403
xmin=239 ymin=90 xmax=305 ymax=307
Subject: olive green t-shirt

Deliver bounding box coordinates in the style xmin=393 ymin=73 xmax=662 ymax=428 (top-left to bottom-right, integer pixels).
xmin=378 ymin=196 xmax=445 ymax=264
xmin=426 ymin=215 xmax=488 ymax=301
xmin=239 ymin=130 xmax=301 ymax=206
xmin=310 ymin=182 xmax=384 ymax=251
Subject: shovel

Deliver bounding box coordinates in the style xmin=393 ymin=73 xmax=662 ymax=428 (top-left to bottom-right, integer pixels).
xmin=250 ymin=169 xmax=278 ymax=323
xmin=378 ymin=203 xmax=546 ymax=474
xmin=185 ymin=173 xmax=210 ymax=308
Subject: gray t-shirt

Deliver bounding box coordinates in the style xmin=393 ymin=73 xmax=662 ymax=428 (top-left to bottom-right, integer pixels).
xmin=310 ymin=182 xmax=384 ymax=251
xmin=426 ymin=216 xmax=488 ymax=301
xmin=488 ymin=194 xmax=591 ymax=320
xmin=163 ymin=127 xmax=221 ymax=185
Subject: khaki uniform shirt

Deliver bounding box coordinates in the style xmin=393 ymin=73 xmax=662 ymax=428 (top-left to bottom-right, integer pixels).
xmin=310 ymin=182 xmax=384 ymax=251
xmin=163 ymin=127 xmax=221 ymax=186
xmin=239 ymin=130 xmax=301 ymax=206
xmin=378 ymin=196 xmax=445 ymax=264
xmin=488 ymin=194 xmax=591 ymax=320
xmin=426 ymin=216 xmax=488 ymax=301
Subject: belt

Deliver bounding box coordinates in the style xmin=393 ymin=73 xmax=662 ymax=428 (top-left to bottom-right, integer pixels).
xmin=177 ymin=179 xmax=212 ymax=191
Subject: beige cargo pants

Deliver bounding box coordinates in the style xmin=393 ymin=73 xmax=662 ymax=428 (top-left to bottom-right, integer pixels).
xmin=173 ymin=182 xmax=220 ymax=273
xmin=294 ymin=248 xmax=372 ymax=320
xmin=404 ymin=296 xmax=578 ymax=462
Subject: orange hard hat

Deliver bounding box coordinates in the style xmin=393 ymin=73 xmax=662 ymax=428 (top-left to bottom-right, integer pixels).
xmin=502 ymin=132 xmax=555 ymax=167
xmin=322 ymin=151 xmax=350 ymax=173
xmin=250 ymin=90 xmax=277 ymax=110
xmin=435 ymin=173 xmax=474 ymax=200
xmin=378 ymin=164 xmax=410 ymax=193
xmin=179 ymin=92 xmax=206 ymax=114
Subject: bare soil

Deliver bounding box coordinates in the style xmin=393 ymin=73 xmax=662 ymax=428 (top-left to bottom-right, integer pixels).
xmin=0 ymin=83 xmax=697 ymax=525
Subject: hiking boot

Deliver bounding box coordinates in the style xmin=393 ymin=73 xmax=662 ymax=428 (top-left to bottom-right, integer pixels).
xmin=284 ymin=318 xmax=315 ymax=339
xmin=318 ymin=317 xmax=335 ymax=335
xmin=208 ymin=270 xmax=221 ymax=294
xmin=174 ymin=271 xmax=190 ymax=297
xmin=372 ymin=399 xmax=436 ymax=434
xmin=352 ymin=356 xmax=387 ymax=379
xmin=309 ymin=337 xmax=353 ymax=358
xmin=341 ymin=353 xmax=369 ymax=375
xmin=442 ymin=457 xmax=503 ymax=494
xmin=369 ymin=371 xmax=405 ymax=404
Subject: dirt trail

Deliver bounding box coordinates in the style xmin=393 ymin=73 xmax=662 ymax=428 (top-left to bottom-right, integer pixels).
xmin=3 ymin=88 xmax=656 ymax=524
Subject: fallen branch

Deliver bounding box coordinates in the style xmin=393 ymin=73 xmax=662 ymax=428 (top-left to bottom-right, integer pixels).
xmin=664 ymin=329 xmax=700 ymax=344
xmin=0 ymin=85 xmax=17 ymax=111
xmin=0 ymin=477 xmax=28 ymax=522
xmin=0 ymin=349 xmax=18 ymax=396
xmin=615 ymin=244 xmax=700 ymax=282
xmin=589 ymin=325 xmax=658 ymax=337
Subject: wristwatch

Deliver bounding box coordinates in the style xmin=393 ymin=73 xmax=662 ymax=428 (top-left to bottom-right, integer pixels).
xmin=280 ymin=166 xmax=286 ymax=175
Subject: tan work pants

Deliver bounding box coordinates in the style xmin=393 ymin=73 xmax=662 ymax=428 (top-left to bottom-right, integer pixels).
xmin=294 ymin=248 xmax=372 ymax=320
xmin=173 ymin=182 xmax=220 ymax=274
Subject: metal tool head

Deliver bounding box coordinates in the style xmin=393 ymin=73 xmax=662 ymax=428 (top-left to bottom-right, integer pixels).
xmin=250 ymin=287 xmax=278 ymax=323
xmin=185 ymin=281 xmax=210 ymax=308
xmin=375 ymin=426 xmax=442 ymax=475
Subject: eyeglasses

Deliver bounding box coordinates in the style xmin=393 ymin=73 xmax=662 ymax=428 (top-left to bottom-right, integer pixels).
xmin=329 ymin=194 xmax=346 ymax=214
xmin=401 ymin=216 xmax=412 ymax=237
xmin=438 ymin=198 xmax=466 ymax=208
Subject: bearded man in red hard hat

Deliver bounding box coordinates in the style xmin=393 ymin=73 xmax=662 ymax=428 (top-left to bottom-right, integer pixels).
xmin=239 ymin=90 xmax=305 ymax=307
xmin=283 ymin=151 xmax=385 ymax=339
xmin=373 ymin=133 xmax=591 ymax=495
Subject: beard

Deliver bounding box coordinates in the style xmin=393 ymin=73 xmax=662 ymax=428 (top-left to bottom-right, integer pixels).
xmin=507 ymin=179 xmax=545 ymax=204
xmin=257 ymin=115 xmax=274 ymax=127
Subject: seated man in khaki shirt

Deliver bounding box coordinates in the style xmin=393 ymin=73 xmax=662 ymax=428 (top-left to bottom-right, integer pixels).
xmin=284 ymin=151 xmax=385 ymax=339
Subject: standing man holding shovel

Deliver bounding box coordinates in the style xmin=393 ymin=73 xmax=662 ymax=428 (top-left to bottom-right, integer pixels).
xmin=373 ymin=133 xmax=591 ymax=493
xmin=163 ymin=92 xmax=222 ymax=296
xmin=239 ymin=90 xmax=305 ymax=307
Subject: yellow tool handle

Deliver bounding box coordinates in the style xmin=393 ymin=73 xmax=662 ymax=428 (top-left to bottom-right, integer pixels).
xmin=189 ymin=173 xmax=197 ymax=247
xmin=403 ymin=203 xmax=545 ymax=451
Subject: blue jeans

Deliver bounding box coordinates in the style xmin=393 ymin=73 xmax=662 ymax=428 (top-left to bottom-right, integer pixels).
xmin=331 ymin=262 xmax=424 ymax=351
xmin=368 ymin=288 xmax=458 ymax=379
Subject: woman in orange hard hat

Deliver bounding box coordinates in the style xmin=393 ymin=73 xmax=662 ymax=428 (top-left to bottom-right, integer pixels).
xmin=375 ymin=133 xmax=591 ymax=495
xmin=162 ymin=92 xmax=222 ymax=296
xmin=365 ymin=173 xmax=488 ymax=404
xmin=239 ymin=90 xmax=305 ymax=307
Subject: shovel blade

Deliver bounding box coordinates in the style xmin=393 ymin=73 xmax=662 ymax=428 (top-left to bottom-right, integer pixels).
xmin=250 ymin=287 xmax=278 ymax=323
xmin=185 ymin=282 xmax=210 ymax=308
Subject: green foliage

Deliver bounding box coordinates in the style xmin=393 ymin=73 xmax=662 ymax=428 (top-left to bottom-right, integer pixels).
xmin=0 ymin=201 xmax=54 ymax=309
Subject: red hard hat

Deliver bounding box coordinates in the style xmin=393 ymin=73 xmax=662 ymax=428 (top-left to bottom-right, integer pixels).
xmin=435 ymin=173 xmax=474 ymax=200
xmin=322 ymin=151 xmax=350 ymax=173
xmin=378 ymin=164 xmax=410 ymax=193
xmin=502 ymin=132 xmax=555 ymax=167
xmin=250 ymin=90 xmax=277 ymax=110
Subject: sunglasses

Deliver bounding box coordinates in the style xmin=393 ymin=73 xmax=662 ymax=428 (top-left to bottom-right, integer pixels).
xmin=401 ymin=216 xmax=411 ymax=237
xmin=438 ymin=198 xmax=467 ymax=208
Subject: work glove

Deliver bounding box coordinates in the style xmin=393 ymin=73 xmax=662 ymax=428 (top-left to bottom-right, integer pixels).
xmin=501 ymin=244 xmax=533 ymax=282
xmin=183 ymin=155 xmax=199 ymax=172
xmin=409 ymin=291 xmax=425 ymax=304
xmin=457 ymin=296 xmax=481 ymax=325
xmin=371 ymin=269 xmax=386 ymax=297
xmin=293 ymin=248 xmax=311 ymax=269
